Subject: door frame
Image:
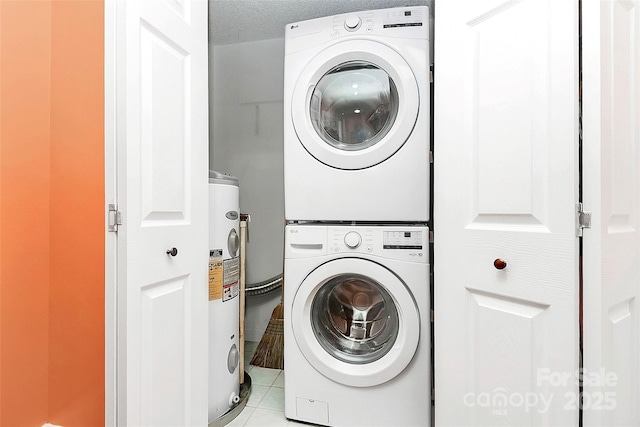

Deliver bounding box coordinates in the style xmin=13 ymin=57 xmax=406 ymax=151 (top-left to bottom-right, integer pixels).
xmin=104 ymin=0 xmax=126 ymax=424
xmin=104 ymin=0 xmax=116 ymax=424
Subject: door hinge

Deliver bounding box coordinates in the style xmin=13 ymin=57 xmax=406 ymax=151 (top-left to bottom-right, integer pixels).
xmin=108 ymin=203 xmax=122 ymax=232
xmin=576 ymin=202 xmax=591 ymax=237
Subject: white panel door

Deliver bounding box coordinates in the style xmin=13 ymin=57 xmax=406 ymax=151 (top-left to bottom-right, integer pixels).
xmin=434 ymin=0 xmax=580 ymax=425
xmin=115 ymin=0 xmax=209 ymax=425
xmin=583 ymin=1 xmax=640 ymax=425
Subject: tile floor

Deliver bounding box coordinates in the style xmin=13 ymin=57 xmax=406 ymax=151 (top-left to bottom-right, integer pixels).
xmin=231 ymin=341 xmax=434 ymax=427
xmin=227 ymin=341 xmax=304 ymax=427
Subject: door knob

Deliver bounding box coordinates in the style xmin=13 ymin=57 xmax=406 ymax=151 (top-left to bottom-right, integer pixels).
xmin=494 ymin=258 xmax=507 ymax=270
xmin=166 ymin=247 xmax=178 ymax=256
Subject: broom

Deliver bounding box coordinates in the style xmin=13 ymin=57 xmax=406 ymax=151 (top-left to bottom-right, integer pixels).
xmin=249 ymin=290 xmax=284 ymax=369
xmin=250 ymin=222 xmax=286 ymax=370
xmin=249 ymin=222 xmax=286 ymax=369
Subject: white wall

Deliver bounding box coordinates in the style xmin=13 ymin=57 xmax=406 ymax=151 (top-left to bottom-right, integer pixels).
xmin=210 ymin=38 xmax=285 ymax=342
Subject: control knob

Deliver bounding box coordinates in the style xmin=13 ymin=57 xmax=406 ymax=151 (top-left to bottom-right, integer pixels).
xmin=344 ymin=15 xmax=362 ymax=31
xmin=344 ymin=231 xmax=362 ymax=249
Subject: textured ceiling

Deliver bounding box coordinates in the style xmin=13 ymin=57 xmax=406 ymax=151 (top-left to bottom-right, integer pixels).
xmin=209 ymin=0 xmax=432 ymax=45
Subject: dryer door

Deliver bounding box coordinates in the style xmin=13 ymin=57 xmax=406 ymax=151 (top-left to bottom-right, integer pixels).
xmin=291 ymin=258 xmax=420 ymax=387
xmin=291 ymin=40 xmax=420 ymax=170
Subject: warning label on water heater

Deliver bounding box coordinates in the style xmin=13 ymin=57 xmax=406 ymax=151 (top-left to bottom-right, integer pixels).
xmin=222 ymin=257 xmax=240 ymax=302
xmin=209 ymin=249 xmax=223 ymax=301
xmin=209 ymin=249 xmax=239 ymax=302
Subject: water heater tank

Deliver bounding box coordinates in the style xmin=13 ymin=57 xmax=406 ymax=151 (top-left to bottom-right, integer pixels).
xmin=208 ymin=170 xmax=240 ymax=422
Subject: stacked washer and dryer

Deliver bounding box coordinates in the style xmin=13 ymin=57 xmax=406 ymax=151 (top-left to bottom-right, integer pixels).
xmin=283 ymin=6 xmax=431 ymax=427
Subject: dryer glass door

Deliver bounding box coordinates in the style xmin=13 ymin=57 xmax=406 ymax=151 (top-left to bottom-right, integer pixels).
xmin=310 ymin=61 xmax=399 ymax=152
xmin=292 ymin=40 xmax=420 ymax=170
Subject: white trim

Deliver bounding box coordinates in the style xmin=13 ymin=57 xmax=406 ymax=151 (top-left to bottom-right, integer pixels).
xmin=104 ymin=0 xmax=117 ymax=425
xmin=581 ymin=1 xmax=603 ymax=425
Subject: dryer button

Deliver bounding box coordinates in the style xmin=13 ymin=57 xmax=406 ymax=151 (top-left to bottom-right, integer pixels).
xmin=344 ymin=16 xmax=362 ymax=31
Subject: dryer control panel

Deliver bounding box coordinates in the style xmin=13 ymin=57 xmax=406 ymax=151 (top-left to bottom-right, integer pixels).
xmin=331 ymin=7 xmax=428 ymax=38
xmin=285 ymin=6 xmax=429 ymax=55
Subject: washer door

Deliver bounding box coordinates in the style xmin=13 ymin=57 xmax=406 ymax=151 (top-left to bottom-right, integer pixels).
xmin=292 ymin=258 xmax=420 ymax=387
xmin=291 ymin=40 xmax=419 ymax=170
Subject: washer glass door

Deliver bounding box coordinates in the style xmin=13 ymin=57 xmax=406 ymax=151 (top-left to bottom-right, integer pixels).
xmin=311 ymin=273 xmax=399 ymax=364
xmin=292 ymin=258 xmax=420 ymax=387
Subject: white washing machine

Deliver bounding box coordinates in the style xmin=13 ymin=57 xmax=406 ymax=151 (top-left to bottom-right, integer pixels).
xmin=208 ymin=171 xmax=241 ymax=422
xmin=284 ymin=6 xmax=430 ymax=222
xmin=284 ymin=224 xmax=430 ymax=426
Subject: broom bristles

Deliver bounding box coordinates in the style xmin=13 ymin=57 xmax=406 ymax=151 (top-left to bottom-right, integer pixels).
xmin=250 ymin=303 xmax=284 ymax=369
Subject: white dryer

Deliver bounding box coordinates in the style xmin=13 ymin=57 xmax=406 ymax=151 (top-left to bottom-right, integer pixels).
xmin=284 ymin=224 xmax=430 ymax=426
xmin=284 ymin=6 xmax=430 ymax=222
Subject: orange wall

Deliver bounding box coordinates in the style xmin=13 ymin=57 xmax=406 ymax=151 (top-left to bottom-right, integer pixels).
xmin=0 ymin=2 xmax=52 ymax=425
xmin=48 ymin=0 xmax=104 ymax=425
xmin=0 ymin=1 xmax=104 ymax=425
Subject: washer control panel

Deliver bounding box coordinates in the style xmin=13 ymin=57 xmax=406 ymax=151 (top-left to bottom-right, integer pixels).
xmin=285 ymin=225 xmax=429 ymax=262
xmin=326 ymin=226 xmax=429 ymax=262
xmin=382 ymin=230 xmax=423 ymax=249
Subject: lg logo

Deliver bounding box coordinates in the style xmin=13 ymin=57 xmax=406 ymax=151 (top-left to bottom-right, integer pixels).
xmin=290 ymin=24 xmax=299 ymax=30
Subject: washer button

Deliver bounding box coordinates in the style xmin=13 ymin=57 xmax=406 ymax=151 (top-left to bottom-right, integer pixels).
xmin=344 ymin=232 xmax=362 ymax=249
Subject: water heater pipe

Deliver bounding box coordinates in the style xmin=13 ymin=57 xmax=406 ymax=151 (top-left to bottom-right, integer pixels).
xmin=239 ymin=217 xmax=247 ymax=385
